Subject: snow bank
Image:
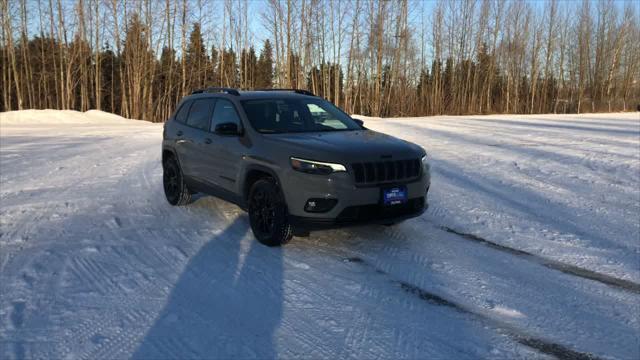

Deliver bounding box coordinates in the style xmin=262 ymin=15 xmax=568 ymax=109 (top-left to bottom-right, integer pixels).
xmin=0 ymin=109 xmax=150 ymax=125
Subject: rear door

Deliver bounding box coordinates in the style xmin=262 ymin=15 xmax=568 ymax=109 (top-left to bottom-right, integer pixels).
xmin=171 ymin=100 xmax=194 ymax=173
xmin=180 ymin=98 xmax=215 ymax=179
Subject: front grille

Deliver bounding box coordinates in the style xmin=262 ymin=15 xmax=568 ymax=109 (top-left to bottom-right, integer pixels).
xmin=351 ymin=159 xmax=421 ymax=185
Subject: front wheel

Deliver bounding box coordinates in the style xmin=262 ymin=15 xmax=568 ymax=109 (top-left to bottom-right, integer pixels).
xmin=248 ymin=178 xmax=293 ymax=247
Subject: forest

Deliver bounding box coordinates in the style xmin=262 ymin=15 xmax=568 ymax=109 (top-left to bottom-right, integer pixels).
xmin=1 ymin=0 xmax=639 ymax=122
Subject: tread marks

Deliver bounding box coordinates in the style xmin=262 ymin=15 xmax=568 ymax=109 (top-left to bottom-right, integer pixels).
xmin=344 ymin=256 xmax=602 ymax=360
xmin=67 ymin=257 xmax=120 ymax=296
xmin=439 ymin=225 xmax=640 ymax=294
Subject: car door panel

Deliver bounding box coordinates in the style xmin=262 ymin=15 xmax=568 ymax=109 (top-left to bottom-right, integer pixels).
xmin=180 ymin=98 xmax=215 ymax=180
xmin=202 ymin=99 xmax=246 ymax=193
xmin=171 ymin=101 xmax=195 ymax=175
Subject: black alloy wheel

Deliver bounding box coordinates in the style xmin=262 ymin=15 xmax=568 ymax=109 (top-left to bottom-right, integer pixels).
xmin=248 ymin=178 xmax=293 ymax=246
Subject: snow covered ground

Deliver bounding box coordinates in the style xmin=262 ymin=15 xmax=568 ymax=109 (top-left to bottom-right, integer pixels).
xmin=0 ymin=109 xmax=638 ymax=359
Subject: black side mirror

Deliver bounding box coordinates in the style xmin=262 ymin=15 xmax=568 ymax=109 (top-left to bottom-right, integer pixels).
xmin=352 ymin=118 xmax=365 ymax=128
xmin=215 ymin=122 xmax=241 ymax=136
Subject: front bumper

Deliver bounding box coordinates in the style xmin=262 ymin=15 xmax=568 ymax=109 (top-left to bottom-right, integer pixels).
xmin=279 ymin=166 xmax=431 ymax=227
xmin=290 ymin=196 xmax=427 ymax=230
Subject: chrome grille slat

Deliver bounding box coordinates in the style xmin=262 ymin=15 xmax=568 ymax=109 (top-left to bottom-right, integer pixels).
xmin=351 ymin=158 xmax=421 ymax=185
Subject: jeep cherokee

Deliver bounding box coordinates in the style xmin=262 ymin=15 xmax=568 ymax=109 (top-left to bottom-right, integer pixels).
xmin=162 ymin=88 xmax=431 ymax=246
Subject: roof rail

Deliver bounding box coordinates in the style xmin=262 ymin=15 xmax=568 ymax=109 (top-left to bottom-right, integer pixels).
xmin=191 ymin=87 xmax=240 ymax=96
xmin=255 ymin=88 xmax=316 ymax=96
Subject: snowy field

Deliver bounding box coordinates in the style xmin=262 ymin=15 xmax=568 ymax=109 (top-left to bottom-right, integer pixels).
xmin=0 ymin=109 xmax=638 ymax=359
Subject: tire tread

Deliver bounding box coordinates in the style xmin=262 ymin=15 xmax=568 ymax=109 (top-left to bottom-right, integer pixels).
xmin=163 ymin=157 xmax=192 ymax=206
xmin=249 ymin=178 xmax=293 ymax=246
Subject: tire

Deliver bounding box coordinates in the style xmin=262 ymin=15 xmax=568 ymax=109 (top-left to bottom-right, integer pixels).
xmin=163 ymin=156 xmax=192 ymax=206
xmin=248 ymin=178 xmax=293 ymax=247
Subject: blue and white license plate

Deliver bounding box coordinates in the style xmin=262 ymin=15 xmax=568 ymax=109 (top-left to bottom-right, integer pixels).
xmin=383 ymin=186 xmax=408 ymax=206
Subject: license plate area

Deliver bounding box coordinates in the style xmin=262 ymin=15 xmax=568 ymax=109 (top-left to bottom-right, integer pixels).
xmin=382 ymin=186 xmax=408 ymax=206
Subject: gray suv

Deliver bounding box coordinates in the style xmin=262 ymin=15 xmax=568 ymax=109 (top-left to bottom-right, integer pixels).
xmin=162 ymin=88 xmax=431 ymax=246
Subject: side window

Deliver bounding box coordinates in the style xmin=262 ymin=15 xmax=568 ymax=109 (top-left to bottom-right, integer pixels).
xmin=175 ymin=101 xmax=192 ymax=123
xmin=186 ymin=99 xmax=215 ymax=131
xmin=211 ymin=99 xmax=241 ymax=132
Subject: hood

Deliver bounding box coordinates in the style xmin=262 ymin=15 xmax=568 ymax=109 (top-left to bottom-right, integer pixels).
xmin=264 ymin=129 xmax=424 ymax=163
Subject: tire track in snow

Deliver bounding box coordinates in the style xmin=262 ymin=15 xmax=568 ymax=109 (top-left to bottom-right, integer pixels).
xmin=438 ymin=225 xmax=640 ymax=294
xmin=343 ymin=256 xmax=600 ymax=360
xmin=311 ymin=221 xmax=637 ymax=359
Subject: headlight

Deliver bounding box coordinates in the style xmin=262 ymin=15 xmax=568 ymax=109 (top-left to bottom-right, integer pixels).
xmin=421 ymin=154 xmax=430 ymax=169
xmin=290 ymin=157 xmax=347 ymax=175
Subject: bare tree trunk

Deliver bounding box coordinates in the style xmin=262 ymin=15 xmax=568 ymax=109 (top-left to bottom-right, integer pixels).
xmin=344 ymin=0 xmax=360 ymax=114
xmin=529 ymin=17 xmax=542 ymax=113
xmin=372 ymin=0 xmax=384 ymax=116
xmin=180 ymin=0 xmax=187 ymax=94
xmin=577 ymin=0 xmax=592 ymax=113
xmin=3 ymin=0 xmax=23 ymax=109
xmin=93 ymin=0 xmax=101 ymax=110
xmin=20 ymin=0 xmax=36 ymax=108
xmin=0 ymin=0 xmax=9 ymax=110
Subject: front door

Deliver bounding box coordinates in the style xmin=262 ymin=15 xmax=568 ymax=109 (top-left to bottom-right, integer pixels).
xmin=204 ymin=99 xmax=246 ymax=193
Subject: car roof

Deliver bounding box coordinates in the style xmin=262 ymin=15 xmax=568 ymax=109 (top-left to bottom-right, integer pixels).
xmin=238 ymin=91 xmax=316 ymax=100
xmin=183 ymin=90 xmax=317 ymax=101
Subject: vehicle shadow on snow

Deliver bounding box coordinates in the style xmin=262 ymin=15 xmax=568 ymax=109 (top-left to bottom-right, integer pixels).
xmin=132 ymin=216 xmax=284 ymax=359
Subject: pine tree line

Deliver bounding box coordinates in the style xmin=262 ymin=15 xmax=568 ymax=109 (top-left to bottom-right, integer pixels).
xmin=1 ymin=0 xmax=639 ymax=122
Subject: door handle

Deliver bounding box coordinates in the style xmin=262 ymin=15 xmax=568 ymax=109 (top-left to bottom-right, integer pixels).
xmin=205 ymin=138 xmax=212 ymax=144
xmin=176 ymin=130 xmax=183 ymax=136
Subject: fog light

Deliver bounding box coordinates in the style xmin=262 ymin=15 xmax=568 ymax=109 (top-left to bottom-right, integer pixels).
xmin=304 ymin=198 xmax=338 ymax=213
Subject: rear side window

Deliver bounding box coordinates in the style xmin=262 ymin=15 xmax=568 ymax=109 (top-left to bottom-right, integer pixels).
xmin=175 ymin=101 xmax=192 ymax=123
xmin=186 ymin=99 xmax=215 ymax=131
xmin=211 ymin=99 xmax=241 ymax=131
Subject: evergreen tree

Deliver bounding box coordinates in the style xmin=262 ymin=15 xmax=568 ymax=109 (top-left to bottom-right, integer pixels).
xmin=158 ymin=46 xmax=178 ymax=108
xmin=256 ymin=40 xmax=273 ymax=88
xmin=185 ymin=22 xmax=208 ymax=89
xmin=220 ymin=48 xmax=238 ymax=87
xmin=100 ymin=43 xmax=121 ymax=114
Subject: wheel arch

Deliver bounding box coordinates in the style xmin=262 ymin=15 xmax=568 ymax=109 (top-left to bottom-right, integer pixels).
xmin=242 ymin=165 xmax=282 ymax=202
xmin=162 ymin=147 xmax=179 ymax=165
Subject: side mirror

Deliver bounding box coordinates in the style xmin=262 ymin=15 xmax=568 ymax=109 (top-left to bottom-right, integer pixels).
xmin=215 ymin=122 xmax=241 ymax=136
xmin=352 ymin=118 xmax=365 ymax=128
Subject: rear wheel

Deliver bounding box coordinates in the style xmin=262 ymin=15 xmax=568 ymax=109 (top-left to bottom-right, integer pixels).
xmin=163 ymin=156 xmax=192 ymax=206
xmin=248 ymin=178 xmax=293 ymax=246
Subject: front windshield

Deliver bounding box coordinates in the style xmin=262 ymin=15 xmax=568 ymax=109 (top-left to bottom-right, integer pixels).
xmin=241 ymin=98 xmax=362 ymax=134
